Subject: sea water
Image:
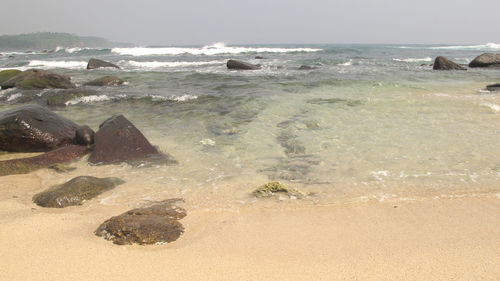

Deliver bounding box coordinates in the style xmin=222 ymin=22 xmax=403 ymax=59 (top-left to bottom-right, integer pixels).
xmin=0 ymin=43 xmax=499 ymax=206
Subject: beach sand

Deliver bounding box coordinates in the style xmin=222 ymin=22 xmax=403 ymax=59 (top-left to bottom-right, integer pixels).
xmin=1 ymin=174 xmax=499 ymax=281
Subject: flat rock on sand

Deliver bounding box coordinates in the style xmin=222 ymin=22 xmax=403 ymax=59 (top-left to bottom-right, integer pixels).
xmin=95 ymin=199 xmax=186 ymax=245
xmin=33 ymin=176 xmax=125 ymax=208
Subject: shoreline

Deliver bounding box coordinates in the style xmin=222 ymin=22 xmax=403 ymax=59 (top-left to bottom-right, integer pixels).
xmin=1 ymin=188 xmax=499 ymax=280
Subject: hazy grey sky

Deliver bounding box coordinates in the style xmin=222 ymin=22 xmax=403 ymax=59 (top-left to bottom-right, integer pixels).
xmin=1 ymin=0 xmax=499 ymax=45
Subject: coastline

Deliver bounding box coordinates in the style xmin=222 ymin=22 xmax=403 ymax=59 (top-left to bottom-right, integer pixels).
xmin=1 ymin=184 xmax=499 ymax=280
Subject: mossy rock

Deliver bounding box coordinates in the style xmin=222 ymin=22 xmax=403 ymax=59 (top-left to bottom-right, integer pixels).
xmin=48 ymin=163 xmax=77 ymax=173
xmin=84 ymin=76 xmax=125 ymax=86
xmin=1 ymin=69 xmax=75 ymax=90
xmin=0 ymin=69 xmax=21 ymax=84
xmin=33 ymin=176 xmax=125 ymax=208
xmin=252 ymin=181 xmax=304 ymax=198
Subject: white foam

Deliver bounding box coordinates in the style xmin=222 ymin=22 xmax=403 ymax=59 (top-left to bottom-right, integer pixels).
xmin=122 ymin=60 xmax=225 ymax=69
xmin=65 ymin=95 xmax=111 ymax=105
xmin=339 ymin=59 xmax=353 ymax=66
xmin=145 ymin=94 xmax=198 ymax=102
xmin=27 ymin=60 xmax=87 ymax=69
xmin=112 ymin=42 xmax=322 ymax=56
xmin=429 ymin=43 xmax=500 ymax=51
xmin=6 ymin=93 xmax=23 ymax=102
xmin=481 ymin=103 xmax=500 ymax=112
xmin=392 ymin=57 xmax=432 ymax=63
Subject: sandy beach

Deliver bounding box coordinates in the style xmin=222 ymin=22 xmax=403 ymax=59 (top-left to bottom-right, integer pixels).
xmin=1 ymin=175 xmax=499 ymax=281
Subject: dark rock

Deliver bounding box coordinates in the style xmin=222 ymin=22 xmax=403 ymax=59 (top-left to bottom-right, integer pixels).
xmin=0 ymin=145 xmax=90 ymax=176
xmin=298 ymin=65 xmax=317 ymax=70
xmin=0 ymin=69 xmax=22 ymax=84
xmin=255 ymin=56 xmax=266 ymax=59
xmin=0 ymin=105 xmax=80 ymax=152
xmin=486 ymin=83 xmax=500 ymax=91
xmin=88 ymin=115 xmax=163 ymax=165
xmin=87 ymin=58 xmax=120 ymax=70
xmin=227 ymin=59 xmax=261 ymax=70
xmin=84 ymin=76 xmax=125 ymax=86
xmin=1 ymin=69 xmax=75 ymax=90
xmin=33 ymin=176 xmax=125 ymax=208
xmin=469 ymin=53 xmax=500 ymax=68
xmin=74 ymin=125 xmax=95 ymax=146
xmin=433 ymin=56 xmax=466 ymax=70
xmin=8 ymin=55 xmax=14 ymax=58
xmin=43 ymin=88 xmax=99 ymax=106
xmin=95 ymin=199 xmax=186 ymax=245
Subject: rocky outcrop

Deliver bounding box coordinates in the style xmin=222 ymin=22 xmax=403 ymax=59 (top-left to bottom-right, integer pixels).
xmin=0 ymin=105 xmax=80 ymax=152
xmin=87 ymin=58 xmax=120 ymax=70
xmin=1 ymin=69 xmax=75 ymax=90
xmin=0 ymin=145 xmax=90 ymax=176
xmin=432 ymin=56 xmax=466 ymax=70
xmin=252 ymin=181 xmax=304 ymax=198
xmin=298 ymin=65 xmax=318 ymax=70
xmin=227 ymin=59 xmax=261 ymax=70
xmin=95 ymin=199 xmax=186 ymax=245
xmin=486 ymin=83 xmax=500 ymax=91
xmin=88 ymin=115 xmax=162 ymax=164
xmin=84 ymin=76 xmax=125 ymax=86
xmin=74 ymin=125 xmax=95 ymax=146
xmin=468 ymin=53 xmax=500 ymax=68
xmin=33 ymin=176 xmax=125 ymax=208
xmin=0 ymin=69 xmax=22 ymax=84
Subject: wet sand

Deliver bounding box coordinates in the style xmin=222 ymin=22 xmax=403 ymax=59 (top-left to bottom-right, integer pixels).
xmin=1 ymin=176 xmax=499 ymax=281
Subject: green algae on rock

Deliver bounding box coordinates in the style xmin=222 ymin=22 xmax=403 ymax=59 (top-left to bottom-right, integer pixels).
xmin=1 ymin=69 xmax=75 ymax=90
xmin=252 ymin=181 xmax=304 ymax=198
xmin=95 ymin=199 xmax=186 ymax=245
xmin=0 ymin=69 xmax=22 ymax=84
xmin=33 ymin=176 xmax=125 ymax=208
xmin=84 ymin=76 xmax=125 ymax=86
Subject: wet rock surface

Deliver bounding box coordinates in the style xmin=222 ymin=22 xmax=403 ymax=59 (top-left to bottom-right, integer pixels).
xmin=95 ymin=199 xmax=186 ymax=245
xmin=468 ymin=53 xmax=500 ymax=68
xmin=84 ymin=76 xmax=125 ymax=86
xmin=298 ymin=65 xmax=318 ymax=70
xmin=0 ymin=69 xmax=22 ymax=84
xmin=1 ymin=69 xmax=75 ymax=90
xmin=88 ymin=114 xmax=167 ymax=165
xmin=87 ymin=58 xmax=120 ymax=69
xmin=252 ymin=182 xmax=304 ymax=198
xmin=0 ymin=145 xmax=90 ymax=176
xmin=33 ymin=176 xmax=125 ymax=208
xmin=227 ymin=59 xmax=261 ymax=70
xmin=0 ymin=105 xmax=80 ymax=152
xmin=433 ymin=56 xmax=466 ymax=70
xmin=74 ymin=125 xmax=95 ymax=146
xmin=43 ymin=89 xmax=99 ymax=106
xmin=486 ymin=83 xmax=500 ymax=91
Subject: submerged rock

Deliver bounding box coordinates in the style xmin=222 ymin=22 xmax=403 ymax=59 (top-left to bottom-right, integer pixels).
xmin=48 ymin=163 xmax=77 ymax=173
xmin=0 ymin=69 xmax=22 ymax=84
xmin=227 ymin=59 xmax=261 ymax=70
xmin=33 ymin=176 xmax=125 ymax=208
xmin=1 ymin=69 xmax=75 ymax=90
xmin=468 ymin=53 xmax=500 ymax=68
xmin=87 ymin=58 xmax=120 ymax=70
xmin=95 ymin=199 xmax=186 ymax=245
xmin=0 ymin=145 xmax=90 ymax=176
xmin=74 ymin=125 xmax=95 ymax=146
xmin=84 ymin=76 xmax=125 ymax=86
xmin=486 ymin=83 xmax=500 ymax=91
xmin=298 ymin=65 xmax=318 ymax=70
xmin=88 ymin=114 xmax=170 ymax=165
xmin=0 ymin=105 xmax=80 ymax=152
xmin=433 ymin=56 xmax=466 ymax=70
xmin=43 ymin=88 xmax=99 ymax=106
xmin=252 ymin=181 xmax=304 ymax=198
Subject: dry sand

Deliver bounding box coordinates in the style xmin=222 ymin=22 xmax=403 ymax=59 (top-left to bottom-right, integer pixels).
xmin=0 ymin=175 xmax=499 ymax=281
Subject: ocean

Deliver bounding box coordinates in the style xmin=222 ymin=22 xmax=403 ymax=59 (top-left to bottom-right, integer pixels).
xmin=0 ymin=43 xmax=499 ymax=206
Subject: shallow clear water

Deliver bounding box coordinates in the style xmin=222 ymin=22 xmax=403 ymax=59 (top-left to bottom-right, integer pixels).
xmin=1 ymin=43 xmax=499 ymax=206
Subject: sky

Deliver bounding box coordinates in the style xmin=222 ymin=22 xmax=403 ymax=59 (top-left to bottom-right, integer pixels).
xmin=1 ymin=0 xmax=499 ymax=46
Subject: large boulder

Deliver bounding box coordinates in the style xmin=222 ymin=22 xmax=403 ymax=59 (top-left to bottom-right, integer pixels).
xmin=95 ymin=199 xmax=186 ymax=245
xmin=0 ymin=69 xmax=22 ymax=84
xmin=0 ymin=145 xmax=90 ymax=176
xmin=88 ymin=115 xmax=161 ymax=164
xmin=33 ymin=176 xmax=125 ymax=208
xmin=0 ymin=105 xmax=80 ymax=152
xmin=433 ymin=56 xmax=466 ymax=70
xmin=486 ymin=83 xmax=500 ymax=91
xmin=1 ymin=69 xmax=75 ymax=90
xmin=227 ymin=59 xmax=261 ymax=70
xmin=87 ymin=58 xmax=120 ymax=70
xmin=468 ymin=53 xmax=500 ymax=68
xmin=84 ymin=76 xmax=125 ymax=86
